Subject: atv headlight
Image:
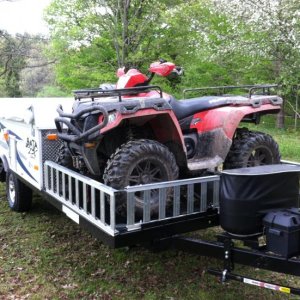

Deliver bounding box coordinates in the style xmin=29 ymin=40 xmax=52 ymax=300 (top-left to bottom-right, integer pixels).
xmin=108 ymin=112 xmax=117 ymax=124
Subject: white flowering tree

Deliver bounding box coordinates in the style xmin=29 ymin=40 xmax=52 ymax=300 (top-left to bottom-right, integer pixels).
xmin=210 ymin=0 xmax=300 ymax=127
xmin=212 ymin=0 xmax=300 ymax=77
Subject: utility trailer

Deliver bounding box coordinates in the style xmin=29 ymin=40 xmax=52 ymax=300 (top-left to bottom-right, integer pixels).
xmin=0 ymin=97 xmax=300 ymax=296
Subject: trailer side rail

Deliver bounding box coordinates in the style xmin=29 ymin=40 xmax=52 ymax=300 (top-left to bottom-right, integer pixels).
xmin=44 ymin=161 xmax=118 ymax=236
xmin=44 ymin=161 xmax=220 ymax=237
xmin=125 ymin=176 xmax=219 ymax=230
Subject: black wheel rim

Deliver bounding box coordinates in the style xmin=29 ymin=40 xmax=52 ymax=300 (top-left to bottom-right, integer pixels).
xmin=247 ymin=147 xmax=273 ymax=167
xmin=128 ymin=159 xmax=169 ymax=205
xmin=8 ymin=174 xmax=16 ymax=205
xmin=129 ymin=159 xmax=167 ymax=185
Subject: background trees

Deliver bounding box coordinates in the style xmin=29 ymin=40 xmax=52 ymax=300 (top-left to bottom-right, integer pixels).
xmin=0 ymin=0 xmax=299 ymax=127
xmin=44 ymin=0 xmax=299 ymax=91
xmin=0 ymin=31 xmax=59 ymax=97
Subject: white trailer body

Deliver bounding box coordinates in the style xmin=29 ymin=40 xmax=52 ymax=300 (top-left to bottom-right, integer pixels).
xmin=0 ymin=97 xmax=221 ymax=247
xmin=0 ymin=98 xmax=73 ymax=190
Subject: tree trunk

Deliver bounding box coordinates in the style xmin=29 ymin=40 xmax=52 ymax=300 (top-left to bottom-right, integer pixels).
xmin=276 ymin=101 xmax=285 ymax=129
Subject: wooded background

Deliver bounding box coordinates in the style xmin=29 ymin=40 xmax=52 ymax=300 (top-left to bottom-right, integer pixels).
xmin=0 ymin=0 xmax=299 ymax=128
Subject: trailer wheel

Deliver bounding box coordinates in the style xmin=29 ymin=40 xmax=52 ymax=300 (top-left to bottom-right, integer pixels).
xmin=6 ymin=170 xmax=32 ymax=212
xmin=0 ymin=159 xmax=6 ymax=182
xmin=223 ymin=130 xmax=281 ymax=169
xmin=103 ymin=139 xmax=179 ymax=217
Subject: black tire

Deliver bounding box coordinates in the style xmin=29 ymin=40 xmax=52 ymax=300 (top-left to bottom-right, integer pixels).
xmin=6 ymin=170 xmax=32 ymax=212
xmin=56 ymin=144 xmax=73 ymax=169
xmin=223 ymin=130 xmax=281 ymax=169
xmin=56 ymin=144 xmax=76 ymax=202
xmin=0 ymin=159 xmax=6 ymax=182
xmin=103 ymin=139 xmax=179 ymax=217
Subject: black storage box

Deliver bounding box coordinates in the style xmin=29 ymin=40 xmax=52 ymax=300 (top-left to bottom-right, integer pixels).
xmin=263 ymin=208 xmax=300 ymax=258
xmin=220 ymin=164 xmax=300 ymax=236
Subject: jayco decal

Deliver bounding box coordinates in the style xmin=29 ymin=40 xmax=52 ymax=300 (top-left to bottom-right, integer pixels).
xmin=26 ymin=138 xmax=37 ymax=157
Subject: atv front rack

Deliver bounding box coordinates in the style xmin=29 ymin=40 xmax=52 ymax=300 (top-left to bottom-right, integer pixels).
xmin=74 ymin=85 xmax=163 ymax=102
xmin=55 ymin=94 xmax=172 ymax=143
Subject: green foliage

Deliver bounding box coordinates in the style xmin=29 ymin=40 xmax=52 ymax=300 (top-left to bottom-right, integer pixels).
xmin=45 ymin=0 xmax=191 ymax=90
xmin=43 ymin=0 xmax=300 ymax=123
xmin=0 ymin=32 xmax=26 ymax=97
xmin=36 ymin=85 xmax=70 ymax=97
xmin=0 ymin=77 xmax=5 ymax=97
xmin=0 ymin=31 xmax=55 ymax=97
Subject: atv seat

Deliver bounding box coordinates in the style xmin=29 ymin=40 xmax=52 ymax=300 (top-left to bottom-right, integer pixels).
xmin=169 ymin=96 xmax=231 ymax=120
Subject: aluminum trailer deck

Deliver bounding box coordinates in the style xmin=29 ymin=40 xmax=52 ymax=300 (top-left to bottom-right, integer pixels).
xmin=43 ymin=161 xmax=220 ymax=248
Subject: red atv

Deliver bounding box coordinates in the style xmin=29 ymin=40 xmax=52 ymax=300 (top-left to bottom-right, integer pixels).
xmin=55 ymin=60 xmax=282 ymax=215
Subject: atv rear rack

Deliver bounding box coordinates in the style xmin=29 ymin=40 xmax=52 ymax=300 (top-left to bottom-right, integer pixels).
xmin=183 ymin=84 xmax=279 ymax=99
xmin=74 ymin=85 xmax=163 ymax=102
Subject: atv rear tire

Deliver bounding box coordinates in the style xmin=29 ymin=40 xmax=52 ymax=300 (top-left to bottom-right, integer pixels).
xmin=103 ymin=139 xmax=179 ymax=217
xmin=223 ymin=130 xmax=281 ymax=169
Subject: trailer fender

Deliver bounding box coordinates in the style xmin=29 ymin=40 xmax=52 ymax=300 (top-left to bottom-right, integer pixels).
xmin=0 ymin=155 xmax=8 ymax=182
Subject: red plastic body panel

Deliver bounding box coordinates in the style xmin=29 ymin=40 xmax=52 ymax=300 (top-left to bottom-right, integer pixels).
xmin=101 ymin=108 xmax=185 ymax=149
xmin=121 ymin=90 xmax=171 ymax=101
xmin=191 ymin=104 xmax=281 ymax=139
xmin=116 ymin=69 xmax=148 ymax=88
xmin=149 ymin=62 xmax=175 ymax=76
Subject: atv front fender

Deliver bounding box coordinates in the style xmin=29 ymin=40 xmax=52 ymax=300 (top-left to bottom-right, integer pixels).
xmin=101 ymin=109 xmax=187 ymax=167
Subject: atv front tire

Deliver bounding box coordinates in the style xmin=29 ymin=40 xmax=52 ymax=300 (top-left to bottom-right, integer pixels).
xmin=56 ymin=144 xmax=73 ymax=169
xmin=103 ymin=139 xmax=179 ymax=217
xmin=223 ymin=130 xmax=281 ymax=169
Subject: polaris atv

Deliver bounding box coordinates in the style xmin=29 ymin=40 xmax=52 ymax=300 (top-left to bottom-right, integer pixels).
xmin=55 ymin=60 xmax=282 ymax=216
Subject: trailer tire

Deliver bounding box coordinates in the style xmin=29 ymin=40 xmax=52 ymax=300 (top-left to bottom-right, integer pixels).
xmin=103 ymin=139 xmax=179 ymax=217
xmin=0 ymin=159 xmax=6 ymax=182
xmin=6 ymin=170 xmax=32 ymax=212
xmin=223 ymin=130 xmax=281 ymax=169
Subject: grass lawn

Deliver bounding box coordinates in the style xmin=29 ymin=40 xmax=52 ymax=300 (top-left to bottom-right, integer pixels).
xmin=0 ymin=117 xmax=299 ymax=299
xmin=250 ymin=115 xmax=300 ymax=162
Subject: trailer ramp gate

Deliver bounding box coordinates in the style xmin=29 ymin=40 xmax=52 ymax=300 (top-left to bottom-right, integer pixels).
xmin=44 ymin=161 xmax=220 ymax=247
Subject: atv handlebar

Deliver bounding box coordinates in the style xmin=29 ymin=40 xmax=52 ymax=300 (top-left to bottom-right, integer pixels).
xmin=55 ymin=104 xmax=108 ymax=143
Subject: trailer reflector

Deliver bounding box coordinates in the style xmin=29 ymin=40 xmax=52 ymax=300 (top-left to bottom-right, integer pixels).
xmin=3 ymin=132 xmax=9 ymax=141
xmin=46 ymin=133 xmax=58 ymax=141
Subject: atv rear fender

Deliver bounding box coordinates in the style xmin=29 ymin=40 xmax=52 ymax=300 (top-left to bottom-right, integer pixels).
xmin=191 ymin=104 xmax=281 ymax=139
xmin=186 ymin=104 xmax=281 ymax=171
